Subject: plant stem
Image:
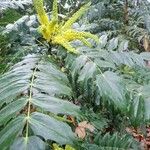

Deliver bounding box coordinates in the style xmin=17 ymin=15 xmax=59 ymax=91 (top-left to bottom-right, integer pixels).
xmin=25 ymin=67 xmax=37 ymax=142
xmin=124 ymin=0 xmax=129 ymax=25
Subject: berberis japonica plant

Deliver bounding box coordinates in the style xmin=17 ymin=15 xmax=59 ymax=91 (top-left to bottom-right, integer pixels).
xmin=1 ymin=0 xmax=150 ymax=150
xmin=0 ymin=0 xmax=99 ymax=149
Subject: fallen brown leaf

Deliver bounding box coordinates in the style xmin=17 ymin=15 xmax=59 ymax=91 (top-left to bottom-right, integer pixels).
xmin=75 ymin=121 xmax=95 ymax=139
xmin=75 ymin=126 xmax=86 ymax=139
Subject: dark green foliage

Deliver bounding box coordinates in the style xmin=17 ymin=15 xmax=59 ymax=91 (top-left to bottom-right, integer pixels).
xmin=0 ymin=0 xmax=150 ymax=149
xmin=0 ymin=55 xmax=80 ymax=149
xmin=0 ymin=9 xmax=22 ymax=26
xmin=0 ymin=0 xmax=32 ymax=10
xmin=82 ymin=133 xmax=140 ymax=150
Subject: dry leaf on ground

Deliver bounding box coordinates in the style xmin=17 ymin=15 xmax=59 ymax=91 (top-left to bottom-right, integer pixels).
xmin=75 ymin=121 xmax=95 ymax=139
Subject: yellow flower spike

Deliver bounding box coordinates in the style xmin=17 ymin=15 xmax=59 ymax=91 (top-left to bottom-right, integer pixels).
xmin=80 ymin=32 xmax=100 ymax=43
xmin=33 ymin=0 xmax=49 ymax=25
xmin=46 ymin=21 xmax=58 ymax=41
xmin=79 ymin=37 xmax=93 ymax=48
xmin=33 ymin=0 xmax=44 ymax=15
xmin=39 ymin=25 xmax=49 ymax=40
xmin=52 ymin=0 xmax=58 ymax=22
xmin=53 ymin=29 xmax=93 ymax=48
xmin=53 ymin=37 xmax=79 ymax=54
xmin=62 ymin=2 xmax=91 ymax=30
xmin=33 ymin=0 xmax=99 ymax=54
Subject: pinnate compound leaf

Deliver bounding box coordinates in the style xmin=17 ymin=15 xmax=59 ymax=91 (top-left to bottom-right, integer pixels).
xmin=0 ymin=54 xmax=80 ymax=148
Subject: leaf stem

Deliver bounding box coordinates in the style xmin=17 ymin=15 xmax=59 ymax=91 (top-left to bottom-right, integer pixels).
xmin=25 ymin=67 xmax=37 ymax=142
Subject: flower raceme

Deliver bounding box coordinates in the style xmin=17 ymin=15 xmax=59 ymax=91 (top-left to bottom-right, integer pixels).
xmin=33 ymin=0 xmax=99 ymax=54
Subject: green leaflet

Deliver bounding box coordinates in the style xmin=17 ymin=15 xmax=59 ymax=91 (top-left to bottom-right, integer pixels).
xmin=96 ymin=71 xmax=126 ymax=109
xmin=32 ymin=93 xmax=80 ymax=116
xmin=29 ymin=112 xmax=76 ymax=145
xmin=0 ymin=98 xmax=27 ymax=125
xmin=10 ymin=136 xmax=45 ymax=150
xmin=0 ymin=115 xmax=26 ymax=149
